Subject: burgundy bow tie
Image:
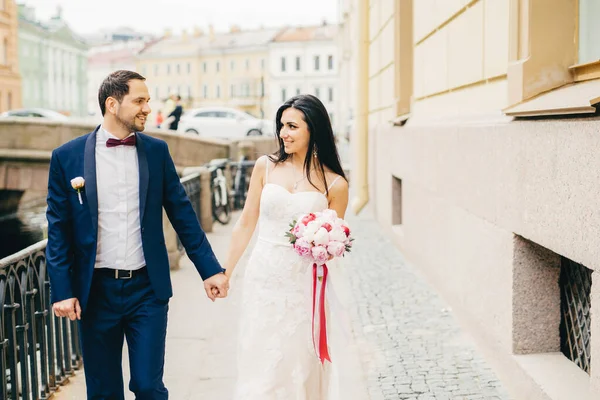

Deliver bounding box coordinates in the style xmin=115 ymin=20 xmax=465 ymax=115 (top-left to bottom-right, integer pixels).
xmin=106 ymin=135 xmax=136 ymax=148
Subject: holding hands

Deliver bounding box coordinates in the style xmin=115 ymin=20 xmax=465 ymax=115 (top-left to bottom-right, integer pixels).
xmin=204 ymin=272 xmax=230 ymax=301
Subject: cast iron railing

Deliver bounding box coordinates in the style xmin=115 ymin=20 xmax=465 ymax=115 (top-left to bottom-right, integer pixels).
xmin=0 ymin=240 xmax=82 ymax=399
xmin=560 ymin=257 xmax=592 ymax=374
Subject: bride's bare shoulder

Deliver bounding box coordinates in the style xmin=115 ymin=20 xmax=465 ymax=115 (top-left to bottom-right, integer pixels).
xmin=253 ymin=155 xmax=270 ymax=175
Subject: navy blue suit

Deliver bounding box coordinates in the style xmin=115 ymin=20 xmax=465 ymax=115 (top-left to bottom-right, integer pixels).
xmin=46 ymin=126 xmax=223 ymax=399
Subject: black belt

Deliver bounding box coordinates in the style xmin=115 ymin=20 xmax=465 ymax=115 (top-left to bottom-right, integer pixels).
xmin=95 ymin=267 xmax=147 ymax=280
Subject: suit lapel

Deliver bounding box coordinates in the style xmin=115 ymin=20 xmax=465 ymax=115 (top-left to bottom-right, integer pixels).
xmin=84 ymin=127 xmax=100 ymax=234
xmin=136 ymin=133 xmax=149 ymax=224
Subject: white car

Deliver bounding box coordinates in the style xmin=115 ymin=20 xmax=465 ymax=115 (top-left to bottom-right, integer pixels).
xmin=0 ymin=108 xmax=69 ymax=121
xmin=178 ymin=107 xmax=273 ymax=138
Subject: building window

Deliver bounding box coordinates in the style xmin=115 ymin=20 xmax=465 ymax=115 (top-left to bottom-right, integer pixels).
xmin=154 ymin=64 xmax=159 ymax=75
xmin=155 ymin=87 xmax=159 ymax=99
xmin=578 ymin=0 xmax=600 ymax=64
xmin=261 ymin=58 xmax=265 ymax=70
xmin=329 ymin=112 xmax=334 ymax=127
xmin=392 ymin=176 xmax=402 ymax=225
xmin=328 ymin=87 xmax=333 ymax=102
xmin=281 ymin=57 xmax=286 ymax=72
xmin=281 ymin=88 xmax=287 ymax=102
xmin=296 ymin=87 xmax=301 ymax=95
xmin=216 ymin=85 xmax=221 ymax=98
xmin=230 ymin=84 xmax=235 ymax=97
xmin=187 ymin=63 xmax=191 ymax=74
xmin=314 ymin=56 xmax=320 ymax=71
xmin=187 ymin=85 xmax=192 ymax=99
xmin=142 ymin=65 xmax=147 ymax=76
xmin=167 ymin=64 xmax=171 ymax=75
xmin=1 ymin=38 xmax=6 ymax=65
xmin=230 ymin=60 xmax=235 ymax=71
xmin=203 ymin=85 xmax=208 ymax=98
xmin=202 ymin=62 xmax=207 ymax=73
xmin=315 ymin=87 xmax=320 ymax=98
xmin=245 ymin=59 xmax=250 ymax=70
xmin=296 ymin=56 xmax=301 ymax=71
xmin=328 ymin=55 xmax=333 ymax=70
xmin=216 ymin=61 xmax=220 ymax=72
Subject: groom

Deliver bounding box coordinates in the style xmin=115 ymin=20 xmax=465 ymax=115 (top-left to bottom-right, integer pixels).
xmin=46 ymin=70 xmax=229 ymax=399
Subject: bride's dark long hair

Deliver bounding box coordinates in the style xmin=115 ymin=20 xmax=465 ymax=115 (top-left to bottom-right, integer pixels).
xmin=268 ymin=94 xmax=346 ymax=194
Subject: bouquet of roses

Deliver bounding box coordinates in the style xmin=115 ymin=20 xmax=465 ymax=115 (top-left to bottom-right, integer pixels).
xmin=285 ymin=209 xmax=354 ymax=365
xmin=286 ymin=209 xmax=353 ymax=264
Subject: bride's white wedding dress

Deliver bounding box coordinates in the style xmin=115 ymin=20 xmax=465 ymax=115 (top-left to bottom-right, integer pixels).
xmin=233 ymin=158 xmax=364 ymax=400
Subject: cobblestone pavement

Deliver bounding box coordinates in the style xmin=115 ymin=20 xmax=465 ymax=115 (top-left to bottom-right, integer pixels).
xmin=344 ymin=209 xmax=511 ymax=400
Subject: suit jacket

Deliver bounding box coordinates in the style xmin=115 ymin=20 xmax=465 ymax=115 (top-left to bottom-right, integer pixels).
xmin=46 ymin=126 xmax=223 ymax=311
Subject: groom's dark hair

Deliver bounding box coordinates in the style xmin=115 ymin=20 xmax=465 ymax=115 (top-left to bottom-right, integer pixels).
xmin=98 ymin=70 xmax=146 ymax=116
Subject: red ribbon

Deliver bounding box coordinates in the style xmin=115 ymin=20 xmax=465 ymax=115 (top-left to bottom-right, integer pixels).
xmin=312 ymin=263 xmax=331 ymax=364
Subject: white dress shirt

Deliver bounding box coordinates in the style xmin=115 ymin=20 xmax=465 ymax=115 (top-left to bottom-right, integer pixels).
xmin=94 ymin=126 xmax=146 ymax=271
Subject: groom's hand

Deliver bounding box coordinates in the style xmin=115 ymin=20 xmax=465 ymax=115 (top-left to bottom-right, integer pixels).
xmin=203 ymin=273 xmax=229 ymax=302
xmin=53 ymin=298 xmax=82 ymax=321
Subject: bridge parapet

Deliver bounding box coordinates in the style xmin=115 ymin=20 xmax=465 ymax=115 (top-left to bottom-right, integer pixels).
xmin=0 ymin=119 xmax=277 ymax=211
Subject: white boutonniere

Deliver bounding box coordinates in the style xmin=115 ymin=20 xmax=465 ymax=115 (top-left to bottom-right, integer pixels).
xmin=70 ymin=177 xmax=85 ymax=204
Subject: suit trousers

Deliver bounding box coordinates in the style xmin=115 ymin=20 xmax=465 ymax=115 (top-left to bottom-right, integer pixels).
xmin=79 ymin=268 xmax=169 ymax=400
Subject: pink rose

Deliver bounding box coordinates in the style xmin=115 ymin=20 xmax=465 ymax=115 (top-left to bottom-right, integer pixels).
xmin=311 ymin=246 xmax=329 ymax=264
xmin=301 ymin=213 xmax=317 ymax=226
xmin=294 ymin=238 xmax=312 ymax=258
xmin=342 ymin=225 xmax=350 ymax=237
xmin=327 ymin=241 xmax=346 ymax=258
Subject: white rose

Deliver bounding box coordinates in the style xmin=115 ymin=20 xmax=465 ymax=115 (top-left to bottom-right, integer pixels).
xmin=329 ymin=227 xmax=347 ymax=243
xmin=313 ymin=228 xmax=330 ymax=246
xmin=303 ymin=231 xmax=315 ymax=243
xmin=70 ymin=176 xmax=85 ymax=190
xmin=321 ymin=209 xmax=338 ymax=220
xmin=305 ymin=221 xmax=320 ymax=236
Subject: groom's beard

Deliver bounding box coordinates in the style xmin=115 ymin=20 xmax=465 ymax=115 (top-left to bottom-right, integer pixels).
xmin=116 ymin=110 xmax=145 ymax=133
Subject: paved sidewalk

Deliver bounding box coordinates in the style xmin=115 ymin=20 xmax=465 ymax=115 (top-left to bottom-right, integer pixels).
xmin=344 ymin=210 xmax=511 ymax=400
xmin=54 ymin=209 xmax=510 ymax=400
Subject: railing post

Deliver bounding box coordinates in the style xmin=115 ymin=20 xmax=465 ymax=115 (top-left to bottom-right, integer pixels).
xmin=24 ymin=267 xmax=39 ymax=400
xmin=34 ymin=260 xmax=51 ymax=399
xmin=5 ymin=280 xmax=20 ymax=400
xmin=199 ymin=169 xmax=213 ymax=233
xmin=44 ymin=280 xmax=57 ymax=391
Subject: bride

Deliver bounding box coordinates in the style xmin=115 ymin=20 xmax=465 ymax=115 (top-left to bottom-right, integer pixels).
xmin=222 ymin=94 xmax=355 ymax=399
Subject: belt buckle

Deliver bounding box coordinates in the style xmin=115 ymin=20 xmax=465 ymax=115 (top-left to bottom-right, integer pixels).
xmin=115 ymin=270 xmax=133 ymax=279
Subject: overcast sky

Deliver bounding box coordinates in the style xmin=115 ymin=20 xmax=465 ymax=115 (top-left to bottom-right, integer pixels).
xmin=20 ymin=0 xmax=340 ymax=36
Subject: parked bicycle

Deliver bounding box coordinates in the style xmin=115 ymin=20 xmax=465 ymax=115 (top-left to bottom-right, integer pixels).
xmin=206 ymin=158 xmax=231 ymax=225
xmin=230 ymin=156 xmax=255 ymax=211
